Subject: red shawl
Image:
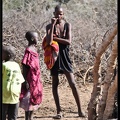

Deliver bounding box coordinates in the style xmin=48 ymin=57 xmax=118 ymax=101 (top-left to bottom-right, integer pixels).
xmin=42 ymin=36 xmax=59 ymax=69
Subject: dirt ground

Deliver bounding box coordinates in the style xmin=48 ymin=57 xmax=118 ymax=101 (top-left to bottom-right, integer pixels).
xmin=17 ymin=81 xmax=93 ymax=120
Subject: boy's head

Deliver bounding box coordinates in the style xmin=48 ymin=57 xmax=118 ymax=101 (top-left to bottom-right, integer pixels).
xmin=54 ymin=5 xmax=64 ymax=23
xmin=25 ymin=31 xmax=39 ymax=45
xmin=2 ymin=45 xmax=16 ymax=62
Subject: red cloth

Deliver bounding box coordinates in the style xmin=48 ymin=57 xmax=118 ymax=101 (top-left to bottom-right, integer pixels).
xmin=42 ymin=36 xmax=59 ymax=69
xmin=20 ymin=48 xmax=43 ymax=105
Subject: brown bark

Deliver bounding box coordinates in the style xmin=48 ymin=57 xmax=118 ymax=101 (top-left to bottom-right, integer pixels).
xmin=88 ymin=24 xmax=117 ymax=120
xmin=103 ymin=74 xmax=118 ymax=120
xmin=98 ymin=39 xmax=117 ymax=120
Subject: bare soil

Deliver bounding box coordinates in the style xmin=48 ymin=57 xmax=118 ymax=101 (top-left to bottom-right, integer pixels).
xmin=17 ymin=81 xmax=93 ymax=120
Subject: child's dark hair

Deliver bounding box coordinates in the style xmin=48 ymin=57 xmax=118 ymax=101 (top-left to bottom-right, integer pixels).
xmin=25 ymin=31 xmax=37 ymax=42
xmin=2 ymin=45 xmax=16 ymax=61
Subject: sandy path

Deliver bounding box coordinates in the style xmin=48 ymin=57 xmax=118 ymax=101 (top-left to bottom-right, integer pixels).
xmin=17 ymin=82 xmax=93 ymax=120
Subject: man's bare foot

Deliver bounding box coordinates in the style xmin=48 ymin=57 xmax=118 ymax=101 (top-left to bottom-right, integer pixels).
xmin=78 ymin=112 xmax=86 ymax=117
xmin=53 ymin=112 xmax=63 ymax=119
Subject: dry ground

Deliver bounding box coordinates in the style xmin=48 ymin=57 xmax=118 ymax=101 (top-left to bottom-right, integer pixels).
xmin=17 ymin=81 xmax=93 ymax=120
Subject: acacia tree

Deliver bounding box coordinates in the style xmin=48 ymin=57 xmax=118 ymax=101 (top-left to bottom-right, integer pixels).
xmin=87 ymin=24 xmax=117 ymax=120
xmin=103 ymin=73 xmax=118 ymax=120
xmin=98 ymin=38 xmax=117 ymax=120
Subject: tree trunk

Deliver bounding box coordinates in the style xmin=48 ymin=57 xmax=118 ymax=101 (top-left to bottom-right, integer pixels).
xmin=103 ymin=74 xmax=117 ymax=120
xmin=98 ymin=38 xmax=118 ymax=120
xmin=88 ymin=24 xmax=117 ymax=120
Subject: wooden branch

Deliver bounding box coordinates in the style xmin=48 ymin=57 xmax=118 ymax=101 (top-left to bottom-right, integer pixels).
xmin=28 ymin=20 xmax=43 ymax=40
xmin=88 ymin=24 xmax=117 ymax=120
xmin=83 ymin=66 xmax=93 ymax=85
xmin=103 ymin=74 xmax=117 ymax=120
xmin=98 ymin=38 xmax=117 ymax=120
xmin=19 ymin=16 xmax=43 ymax=40
xmin=3 ymin=34 xmax=13 ymax=37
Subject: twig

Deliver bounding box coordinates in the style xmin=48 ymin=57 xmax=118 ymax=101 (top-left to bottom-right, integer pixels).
xmin=83 ymin=66 xmax=93 ymax=85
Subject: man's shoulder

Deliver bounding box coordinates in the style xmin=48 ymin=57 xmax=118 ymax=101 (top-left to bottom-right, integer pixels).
xmin=64 ymin=22 xmax=71 ymax=30
xmin=46 ymin=23 xmax=52 ymax=29
xmin=65 ymin=22 xmax=70 ymax=26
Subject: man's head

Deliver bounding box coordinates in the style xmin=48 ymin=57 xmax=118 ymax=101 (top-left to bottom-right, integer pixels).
xmin=54 ymin=5 xmax=64 ymax=23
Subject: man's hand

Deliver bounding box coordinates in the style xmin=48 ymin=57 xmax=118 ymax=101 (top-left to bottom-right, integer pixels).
xmin=51 ymin=17 xmax=58 ymax=25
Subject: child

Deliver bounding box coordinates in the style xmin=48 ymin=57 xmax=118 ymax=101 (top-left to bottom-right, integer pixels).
xmin=20 ymin=31 xmax=43 ymax=120
xmin=45 ymin=5 xmax=85 ymax=119
xmin=2 ymin=45 xmax=25 ymax=120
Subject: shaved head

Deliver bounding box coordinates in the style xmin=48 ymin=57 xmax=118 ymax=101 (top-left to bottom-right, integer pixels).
xmin=25 ymin=31 xmax=38 ymax=42
xmin=54 ymin=5 xmax=63 ymax=12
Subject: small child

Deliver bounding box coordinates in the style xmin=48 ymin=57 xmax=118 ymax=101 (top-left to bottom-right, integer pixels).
xmin=2 ymin=45 xmax=25 ymax=120
xmin=20 ymin=31 xmax=43 ymax=120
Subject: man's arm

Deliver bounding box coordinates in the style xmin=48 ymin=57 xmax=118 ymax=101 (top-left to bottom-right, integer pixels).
xmin=46 ymin=24 xmax=54 ymax=45
xmin=53 ymin=23 xmax=71 ymax=45
xmin=46 ymin=17 xmax=58 ymax=45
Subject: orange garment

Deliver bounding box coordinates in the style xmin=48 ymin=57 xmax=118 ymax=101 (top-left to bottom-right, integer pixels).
xmin=42 ymin=36 xmax=59 ymax=69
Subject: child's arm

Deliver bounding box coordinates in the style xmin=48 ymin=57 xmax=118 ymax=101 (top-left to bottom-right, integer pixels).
xmin=22 ymin=64 xmax=29 ymax=89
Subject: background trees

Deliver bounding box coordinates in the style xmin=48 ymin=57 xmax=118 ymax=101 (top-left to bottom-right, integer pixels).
xmin=3 ymin=0 xmax=117 ymax=119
